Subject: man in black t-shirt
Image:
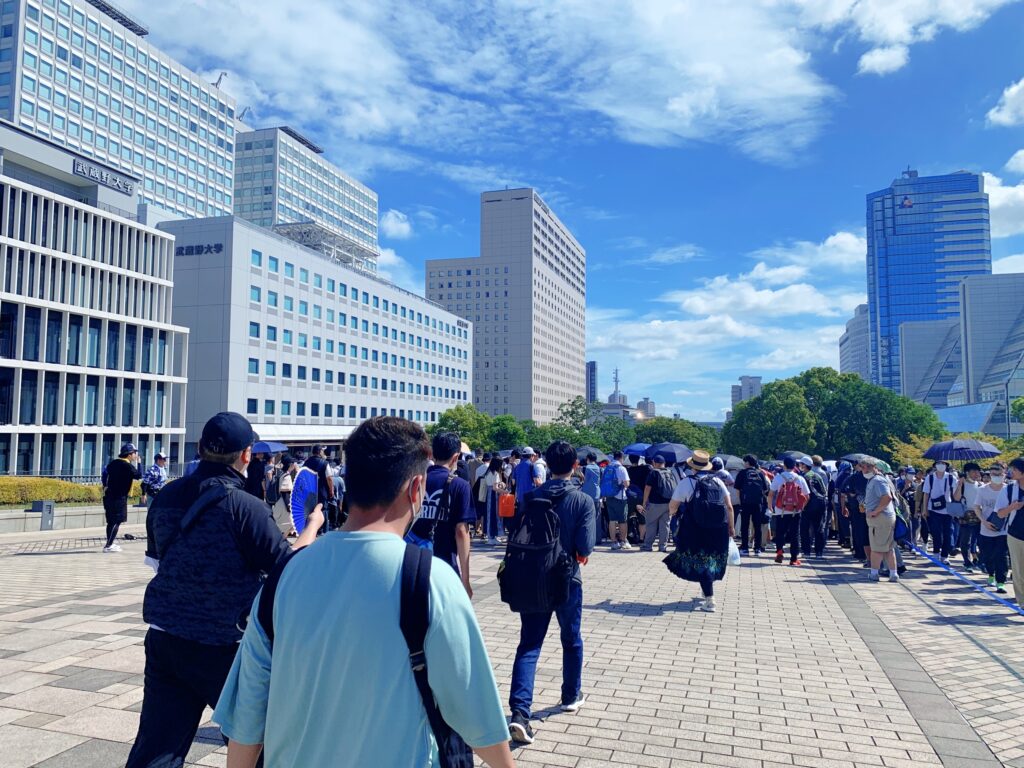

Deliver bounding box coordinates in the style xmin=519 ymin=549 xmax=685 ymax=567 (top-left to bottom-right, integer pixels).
xmin=102 ymin=443 xmax=141 ymax=553
xmin=734 ymin=454 xmax=768 ymax=556
xmin=626 ymin=454 xmax=650 ymax=543
xmin=638 ymin=455 xmax=676 ymax=552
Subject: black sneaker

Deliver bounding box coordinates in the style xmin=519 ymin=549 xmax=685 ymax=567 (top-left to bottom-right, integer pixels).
xmin=509 ymin=712 xmax=534 ymax=744
xmin=897 ymin=564 xmax=908 ymax=576
xmin=740 ymin=548 xmax=750 ymax=556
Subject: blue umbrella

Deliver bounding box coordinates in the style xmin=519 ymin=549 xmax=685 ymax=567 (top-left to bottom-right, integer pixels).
xmin=622 ymin=442 xmax=651 ymax=456
xmin=643 ymin=442 xmax=692 ymax=464
xmin=923 ymin=439 xmax=1001 ymax=462
xmin=252 ymin=440 xmax=288 ymax=455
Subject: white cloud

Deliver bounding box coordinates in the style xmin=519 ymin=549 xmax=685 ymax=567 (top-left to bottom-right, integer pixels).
xmin=987 ymin=76 xmax=1024 ymax=127
xmin=380 ymin=209 xmax=413 ymax=239
xmin=627 ymin=244 xmax=703 ymax=266
xmin=747 ymin=346 xmax=839 ymax=371
xmin=857 ymin=45 xmax=909 ymax=75
xmin=993 ymin=253 xmax=1024 ymax=273
xmin=743 ymin=262 xmax=809 ymax=286
xmin=375 ymin=247 xmax=421 ymax=293
xmin=1006 ymin=149 xmax=1024 ymax=174
xmin=984 ymin=172 xmax=1024 ymax=238
xmin=751 ymin=230 xmax=867 ymax=273
xmin=671 ymin=389 xmax=707 ymax=397
xmin=664 ymin=279 xmax=849 ymax=319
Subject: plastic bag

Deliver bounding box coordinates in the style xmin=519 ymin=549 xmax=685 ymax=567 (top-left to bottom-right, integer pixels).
xmin=728 ymin=538 xmax=742 ymax=566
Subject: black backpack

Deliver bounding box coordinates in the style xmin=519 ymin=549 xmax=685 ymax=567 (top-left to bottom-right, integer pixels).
xmin=653 ymin=468 xmax=677 ymax=502
xmin=498 ymin=493 xmax=574 ymax=614
xmin=255 ymin=544 xmax=473 ymax=768
xmin=739 ymin=469 xmax=766 ymax=507
xmin=689 ymin=474 xmax=729 ymax=529
xmin=265 ymin=470 xmax=282 ymax=505
xmin=806 ymin=471 xmax=827 ymax=511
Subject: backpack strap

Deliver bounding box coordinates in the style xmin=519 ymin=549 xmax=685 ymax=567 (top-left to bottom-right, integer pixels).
xmin=399 ymin=543 xmax=467 ymax=767
xmin=255 ymin=545 xmax=307 ymax=647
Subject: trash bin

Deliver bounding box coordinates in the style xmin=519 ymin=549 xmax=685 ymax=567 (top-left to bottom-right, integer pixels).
xmin=32 ymin=500 xmax=56 ymax=531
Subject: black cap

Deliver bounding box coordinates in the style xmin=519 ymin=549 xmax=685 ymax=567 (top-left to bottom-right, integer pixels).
xmin=200 ymin=412 xmax=257 ymax=454
xmin=119 ymin=442 xmax=137 ymax=456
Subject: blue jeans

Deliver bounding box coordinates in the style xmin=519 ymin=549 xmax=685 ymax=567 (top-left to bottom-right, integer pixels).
xmin=484 ymin=490 xmax=502 ymax=539
xmin=930 ymin=513 xmax=954 ymax=558
xmin=509 ymin=580 xmax=583 ymax=719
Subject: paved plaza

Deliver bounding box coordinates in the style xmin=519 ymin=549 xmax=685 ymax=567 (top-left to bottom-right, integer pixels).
xmin=0 ymin=526 xmax=1021 ymax=768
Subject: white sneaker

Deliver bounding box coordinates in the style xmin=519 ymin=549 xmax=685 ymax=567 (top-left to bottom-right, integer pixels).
xmin=560 ymin=695 xmax=586 ymax=713
xmin=103 ymin=544 xmax=122 ymax=553
xmin=697 ymin=597 xmax=717 ymax=612
xmin=486 ymin=537 xmax=498 ymax=546
xmin=620 ymin=542 xmax=633 ymax=551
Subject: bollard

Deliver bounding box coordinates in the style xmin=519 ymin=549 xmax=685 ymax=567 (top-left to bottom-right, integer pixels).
xmin=32 ymin=500 xmax=56 ymax=531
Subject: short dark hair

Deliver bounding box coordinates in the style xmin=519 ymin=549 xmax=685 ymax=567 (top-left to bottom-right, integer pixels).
xmin=612 ymin=450 xmax=624 ymax=460
xmin=964 ymin=462 xmax=982 ymax=473
xmin=545 ymin=441 xmax=576 ymax=475
xmin=628 ymin=454 xmax=640 ymax=465
xmin=344 ymin=417 xmax=430 ymax=509
xmin=1009 ymin=457 xmax=1024 ymax=475
xmin=311 ymin=444 xmax=324 ymax=457
xmin=743 ymin=454 xmax=758 ymax=467
xmin=783 ymin=457 xmax=796 ymax=470
xmin=200 ymin=447 xmax=243 ymax=465
xmin=431 ymin=432 xmax=461 ymax=464
xmin=586 ymin=452 xmax=597 ymax=463
xmin=511 ymin=449 xmax=521 ymax=459
xmin=482 ymin=452 xmax=492 ymax=461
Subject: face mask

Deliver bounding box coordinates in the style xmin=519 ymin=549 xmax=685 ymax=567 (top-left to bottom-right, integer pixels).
xmin=403 ymin=479 xmax=426 ymax=538
xmin=862 ymin=471 xmax=874 ymax=479
xmin=935 ymin=464 xmax=947 ymax=472
xmin=990 ymin=474 xmax=1004 ymax=484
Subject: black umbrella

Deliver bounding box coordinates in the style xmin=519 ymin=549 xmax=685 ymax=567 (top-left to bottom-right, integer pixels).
xmin=714 ymin=454 xmax=746 ymax=472
xmin=840 ymin=453 xmax=874 ymax=464
xmin=777 ymin=450 xmax=810 ymax=462
xmin=644 ymin=442 xmax=692 ymax=465
xmin=576 ymin=446 xmax=609 ymax=464
xmin=923 ymin=439 xmax=1001 ymax=462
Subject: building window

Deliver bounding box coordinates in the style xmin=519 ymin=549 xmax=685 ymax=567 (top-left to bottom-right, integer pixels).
xmin=311 ymin=403 xmax=319 ymax=417
xmin=296 ymin=402 xmax=305 ymax=416
xmin=266 ymin=326 xmax=277 ymax=342
xmin=268 ymin=255 xmax=279 ymax=273
xmin=247 ymin=358 xmax=258 ymax=374
xmin=325 ymin=404 xmax=333 ymax=418
xmin=281 ymin=401 xmax=291 ymax=416
xmin=284 ymin=262 xmax=294 ymax=278
xmin=313 ymin=273 xmax=322 ymax=288
xmin=298 ymin=333 xmax=307 ymax=348
xmin=283 ymin=330 xmax=293 ymax=345
xmin=250 ymin=285 xmax=261 ymax=302
xmin=248 ymin=322 xmax=259 ymax=338
xmin=265 ymin=360 xmax=276 ymax=376
xmin=251 ymin=249 xmax=262 ymax=267
xmin=299 ymin=268 xmax=309 ymax=284
xmin=267 ymin=291 xmax=278 ymax=307
xmin=282 ymin=363 xmax=292 ymax=378
xmin=299 ymin=300 xmax=308 ymax=316
xmin=339 ymin=283 xmax=347 ymax=298
xmin=298 ymin=365 xmax=307 ymax=380
xmin=265 ymin=400 xmax=275 ymax=415
xmin=246 ymin=398 xmax=257 ymax=415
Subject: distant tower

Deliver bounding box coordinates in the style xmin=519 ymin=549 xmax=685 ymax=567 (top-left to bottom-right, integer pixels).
xmin=586 ymin=361 xmax=598 ymax=403
xmin=608 ymin=368 xmax=628 ymax=406
xmin=637 ymin=397 xmax=656 ymax=418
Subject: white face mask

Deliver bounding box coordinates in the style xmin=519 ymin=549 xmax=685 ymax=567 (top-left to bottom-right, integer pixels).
xmin=862 ymin=471 xmax=874 ymax=479
xmin=935 ymin=463 xmax=947 ymax=472
xmin=990 ymin=474 xmax=1004 ymax=485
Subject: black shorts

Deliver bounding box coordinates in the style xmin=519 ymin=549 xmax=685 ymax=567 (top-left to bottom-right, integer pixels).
xmin=103 ymin=496 xmax=128 ymax=524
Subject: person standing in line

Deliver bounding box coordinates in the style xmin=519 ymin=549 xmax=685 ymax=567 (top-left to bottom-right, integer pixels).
xmin=102 ymin=442 xmax=141 ymax=553
xmin=768 ymin=457 xmax=809 ymax=566
xmin=798 ymin=456 xmax=829 ymax=560
xmin=734 ymin=454 xmax=768 ymax=556
xmin=626 ymin=453 xmax=650 ymax=543
xmin=482 ymin=456 xmax=507 ymax=545
xmin=975 ymin=463 xmax=1010 ymax=593
xmin=922 ymin=462 xmax=956 ymax=564
xmin=141 ymin=452 xmax=169 ymax=510
xmin=996 ymin=457 xmax=1024 ymax=602
xmin=862 ymin=458 xmax=899 ymax=583
xmin=954 ymin=462 xmax=984 ymax=572
xmin=638 ymin=455 xmax=676 ymax=552
xmin=665 ymin=451 xmax=735 ymax=612
xmin=213 ymin=417 xmax=515 ymax=768
xmin=474 ymin=452 xmax=492 ymax=537
xmin=576 ymin=453 xmax=603 ymax=546
xmin=244 ymin=451 xmax=268 ymax=501
xmin=602 ymin=451 xmax=632 ymax=550
xmin=508 ymin=441 xmax=596 ymax=745
xmin=512 ymin=447 xmax=543 ymax=512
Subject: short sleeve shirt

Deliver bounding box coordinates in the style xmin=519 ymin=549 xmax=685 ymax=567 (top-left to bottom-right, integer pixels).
xmin=864 ymin=474 xmax=896 ymax=519
xmin=409 ymin=466 xmax=476 ymax=574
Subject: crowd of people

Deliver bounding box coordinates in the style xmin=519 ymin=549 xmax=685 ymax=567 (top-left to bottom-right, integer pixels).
xmin=107 ymin=411 xmax=1023 ymax=767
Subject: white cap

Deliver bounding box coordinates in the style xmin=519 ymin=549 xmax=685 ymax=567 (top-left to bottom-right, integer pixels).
xmin=798 ymin=456 xmax=813 ymax=468
xmin=521 ymin=447 xmax=535 ymax=456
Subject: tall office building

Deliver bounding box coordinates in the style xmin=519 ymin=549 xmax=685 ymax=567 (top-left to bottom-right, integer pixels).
xmin=234 ymin=126 xmax=379 ymax=272
xmin=585 ymin=360 xmax=597 ymax=403
xmin=730 ymin=375 xmax=762 ymax=409
xmin=839 ymin=303 xmax=870 ymax=381
xmin=0 ymin=121 xmax=189 ymax=475
xmin=899 ymin=318 xmax=961 ymax=408
xmin=425 ymin=188 xmax=586 ymax=423
xmin=0 ymin=0 xmax=237 ymax=220
xmin=866 ymin=169 xmax=991 ymax=393
xmin=161 ymin=215 xmax=471 ymax=453
xmin=637 ymin=397 xmax=656 ymax=418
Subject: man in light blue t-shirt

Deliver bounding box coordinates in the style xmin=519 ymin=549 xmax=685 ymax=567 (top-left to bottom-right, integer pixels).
xmin=214 ymin=417 xmax=515 ymax=768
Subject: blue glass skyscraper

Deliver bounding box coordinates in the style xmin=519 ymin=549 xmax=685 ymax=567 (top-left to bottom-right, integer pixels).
xmin=866 ymin=169 xmax=991 ymax=393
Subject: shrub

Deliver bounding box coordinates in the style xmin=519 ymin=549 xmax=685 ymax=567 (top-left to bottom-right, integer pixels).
xmin=0 ymin=477 xmax=142 ymax=505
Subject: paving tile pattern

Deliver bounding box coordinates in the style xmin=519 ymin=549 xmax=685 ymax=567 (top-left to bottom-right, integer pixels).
xmin=0 ymin=533 xmax=1018 ymax=767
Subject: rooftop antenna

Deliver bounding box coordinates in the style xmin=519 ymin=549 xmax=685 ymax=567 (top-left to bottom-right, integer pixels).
xmin=238 ymin=106 xmax=251 ymax=121
xmin=613 ymin=367 xmax=621 ymax=394
xmin=212 ymin=71 xmax=228 ymax=89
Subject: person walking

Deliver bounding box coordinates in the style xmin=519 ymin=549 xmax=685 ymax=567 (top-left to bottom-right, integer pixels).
xmin=128 ymin=412 xmax=321 ymax=768
xmin=665 ymin=451 xmax=735 ymax=612
xmin=482 ymin=456 xmax=507 ymax=545
xmin=862 ymin=458 xmax=899 ymax=583
xmin=507 ymin=441 xmax=596 ymax=745
xmin=734 ymin=454 xmax=768 ymax=556
xmin=922 ymin=462 xmax=956 ymax=563
xmin=102 ymin=442 xmax=141 ymax=553
xmin=141 ymin=452 xmax=169 ymax=510
xmin=976 ymin=463 xmax=1010 ymax=593
xmin=954 ymin=463 xmax=983 ymax=572
xmin=213 ymin=417 xmax=515 ymax=768
xmin=601 ymin=451 xmax=631 ymax=550
xmin=996 ymin=457 xmax=1024 ymax=602
xmin=768 ymin=457 xmax=809 ymax=566
xmin=638 ymin=455 xmax=675 ymax=552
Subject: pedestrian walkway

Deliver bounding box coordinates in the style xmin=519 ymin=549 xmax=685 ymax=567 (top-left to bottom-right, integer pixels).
xmin=0 ymin=533 xmax=1019 ymax=767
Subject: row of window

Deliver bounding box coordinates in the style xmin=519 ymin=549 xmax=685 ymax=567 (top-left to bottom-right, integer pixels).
xmin=245 ymin=356 xmax=467 ymax=396
xmin=245 ymin=398 xmax=438 ymax=423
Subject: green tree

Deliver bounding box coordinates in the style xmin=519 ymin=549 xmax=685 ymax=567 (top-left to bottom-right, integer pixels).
xmin=634 ymin=416 xmax=717 ymax=451
xmin=720 ymin=380 xmax=816 ymax=458
xmin=1011 ymin=396 xmax=1024 ymax=426
xmin=592 ymin=416 xmax=635 ymax=453
xmin=428 ymin=404 xmax=492 ymax=450
xmin=488 ymin=415 xmax=527 ymax=450
xmin=520 ymin=421 xmax=554 ymax=452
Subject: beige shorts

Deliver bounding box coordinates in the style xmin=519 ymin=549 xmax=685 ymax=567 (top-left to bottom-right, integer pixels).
xmin=867 ymin=515 xmax=895 ymax=553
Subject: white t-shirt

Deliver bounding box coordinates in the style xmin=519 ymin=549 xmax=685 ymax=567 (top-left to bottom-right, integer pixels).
xmin=976 ymin=483 xmax=1008 ymax=537
xmin=769 ymin=471 xmax=809 ymax=514
xmin=923 ymin=472 xmax=954 ymax=513
xmin=960 ymin=478 xmax=982 ymax=510
xmin=671 ymin=474 xmax=730 ymax=503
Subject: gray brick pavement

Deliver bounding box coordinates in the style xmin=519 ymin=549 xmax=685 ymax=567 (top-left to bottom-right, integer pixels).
xmin=0 ymin=533 xmax=1019 ymax=767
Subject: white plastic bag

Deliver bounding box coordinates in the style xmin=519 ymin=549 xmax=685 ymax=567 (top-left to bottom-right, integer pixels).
xmin=728 ymin=538 xmax=742 ymax=566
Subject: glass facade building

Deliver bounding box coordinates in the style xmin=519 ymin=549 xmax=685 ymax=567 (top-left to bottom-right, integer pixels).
xmin=234 ymin=126 xmax=378 ymax=271
xmin=0 ymin=0 xmax=236 ymax=219
xmin=866 ymin=169 xmax=991 ymax=393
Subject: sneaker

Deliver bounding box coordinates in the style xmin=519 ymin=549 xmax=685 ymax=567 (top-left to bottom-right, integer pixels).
xmin=486 ymin=537 xmax=498 ymax=546
xmin=996 ymin=585 xmax=1008 ymax=594
xmin=964 ymin=566 xmax=975 ymax=574
xmin=740 ymin=548 xmax=750 ymax=556
xmin=754 ymin=549 xmax=763 ymax=557
xmin=988 ymin=576 xmax=996 ymax=587
xmin=560 ymin=695 xmax=586 ymax=713
xmin=102 ymin=544 xmax=122 ymax=553
xmin=888 ymin=574 xmax=900 ymax=583
xmin=509 ymin=712 xmax=534 ymax=744
xmin=774 ymin=550 xmax=784 ymax=564
xmin=620 ymin=542 xmax=633 ymax=551
xmin=611 ymin=542 xmax=621 ymax=551
xmin=790 ymin=559 xmax=802 ymax=567
xmin=659 ymin=547 xmax=669 ymax=553
xmin=696 ymin=597 xmax=717 ymax=612
xmin=941 ymin=557 xmax=950 ymax=565
xmin=861 ymin=559 xmax=871 ymax=567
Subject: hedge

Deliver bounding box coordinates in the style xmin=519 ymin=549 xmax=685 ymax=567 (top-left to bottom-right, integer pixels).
xmin=0 ymin=477 xmax=142 ymax=505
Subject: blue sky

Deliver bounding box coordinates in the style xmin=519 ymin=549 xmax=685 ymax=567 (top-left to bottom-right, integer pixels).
xmin=125 ymin=0 xmax=1024 ymax=421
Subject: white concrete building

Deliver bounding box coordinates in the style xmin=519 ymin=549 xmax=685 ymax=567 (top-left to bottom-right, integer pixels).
xmin=0 ymin=120 xmax=188 ymax=475
xmin=234 ymin=126 xmax=379 ymax=272
xmin=840 ymin=303 xmax=870 ymax=382
xmin=730 ymin=375 xmax=762 ymax=409
xmin=637 ymin=397 xmax=656 ymax=418
xmin=0 ymin=0 xmax=237 ymax=219
xmin=426 ymin=188 xmax=586 ymax=423
xmin=159 ymin=215 xmax=471 ymax=454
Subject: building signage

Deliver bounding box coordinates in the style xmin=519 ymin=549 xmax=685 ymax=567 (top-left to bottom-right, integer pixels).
xmin=71 ymin=159 xmax=136 ymax=195
xmin=457 ymin=319 xmax=469 ymax=330
xmin=175 ymin=243 xmax=224 ymax=256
